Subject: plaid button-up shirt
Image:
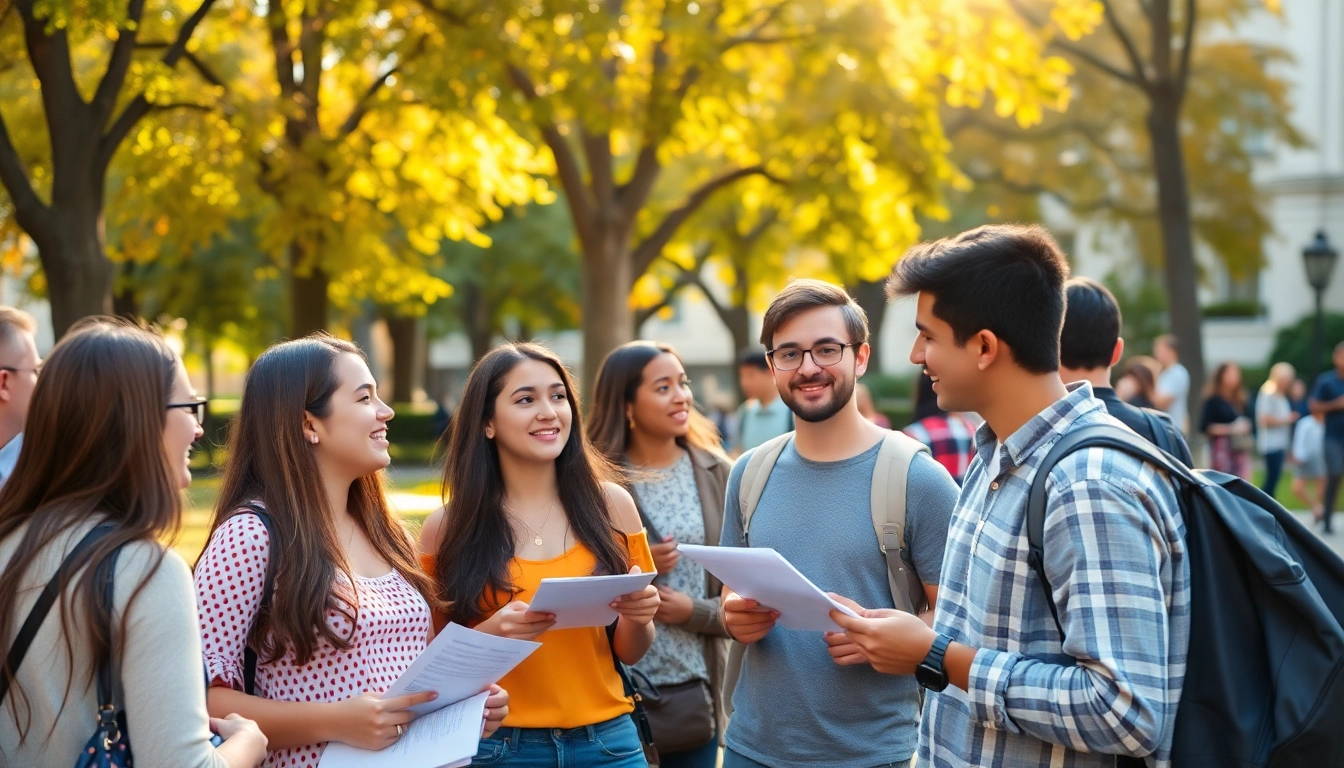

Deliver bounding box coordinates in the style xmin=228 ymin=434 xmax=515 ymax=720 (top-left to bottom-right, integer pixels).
xmin=920 ymin=383 xmax=1190 ymax=767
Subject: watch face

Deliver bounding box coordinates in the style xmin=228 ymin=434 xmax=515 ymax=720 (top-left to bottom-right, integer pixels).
xmin=916 ymin=662 xmax=948 ymax=692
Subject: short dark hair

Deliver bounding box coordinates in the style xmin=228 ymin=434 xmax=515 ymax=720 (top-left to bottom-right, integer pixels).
xmin=886 ymin=224 xmax=1069 ymax=374
xmin=1060 ymin=277 xmax=1121 ymax=371
xmin=759 ymin=279 xmax=867 ymax=350
xmin=738 ymin=349 xmax=769 ymax=371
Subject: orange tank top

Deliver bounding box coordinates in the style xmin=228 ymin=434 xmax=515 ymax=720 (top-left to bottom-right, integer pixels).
xmin=420 ymin=529 xmax=655 ymax=729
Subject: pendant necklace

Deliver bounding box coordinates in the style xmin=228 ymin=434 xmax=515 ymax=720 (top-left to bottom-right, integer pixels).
xmin=511 ymin=496 xmax=558 ymax=546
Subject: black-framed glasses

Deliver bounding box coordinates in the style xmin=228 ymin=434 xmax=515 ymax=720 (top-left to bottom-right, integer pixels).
xmin=766 ymin=343 xmax=858 ymax=371
xmin=167 ymin=397 xmax=207 ymax=426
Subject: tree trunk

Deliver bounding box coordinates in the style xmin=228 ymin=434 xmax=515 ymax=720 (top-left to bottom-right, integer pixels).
xmin=386 ymin=314 xmax=424 ymax=403
xmin=289 ymin=242 xmax=329 ymax=337
xmin=461 ymin=281 xmax=494 ymax=364
xmin=580 ymin=231 xmax=635 ymax=392
xmin=111 ymin=260 xmax=139 ymax=319
xmin=850 ymin=279 xmax=889 ymax=375
xmin=37 ymin=213 xmax=114 ymax=337
xmin=1147 ymin=93 xmax=1206 ymax=432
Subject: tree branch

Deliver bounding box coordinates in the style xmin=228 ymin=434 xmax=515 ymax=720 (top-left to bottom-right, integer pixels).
xmin=91 ymin=0 xmax=147 ymax=128
xmin=1176 ymin=0 xmax=1196 ymax=95
xmin=970 ymin=170 xmax=1154 ymax=219
xmin=0 ymin=106 xmax=53 ymax=240
xmin=150 ymin=102 xmax=216 ymax=114
xmin=1006 ymin=0 xmax=1148 ymax=91
xmin=99 ymin=0 xmax=221 ymax=168
xmin=1099 ymin=0 xmax=1150 ymax=86
xmin=631 ymin=165 xmax=775 ymax=276
xmin=137 ymin=43 xmax=227 ymax=88
xmin=339 ymin=36 xmax=426 ymax=136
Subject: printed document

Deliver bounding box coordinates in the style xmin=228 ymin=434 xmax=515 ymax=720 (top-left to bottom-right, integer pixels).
xmin=385 ymin=622 xmax=540 ymax=717
xmin=317 ymin=690 xmax=486 ymax=768
xmin=677 ymin=544 xmax=859 ymax=632
xmin=528 ymin=571 xmax=657 ymax=629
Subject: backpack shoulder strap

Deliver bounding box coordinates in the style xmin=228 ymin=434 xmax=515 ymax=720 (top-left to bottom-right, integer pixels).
xmin=238 ymin=503 xmax=278 ymax=696
xmin=736 ymin=432 xmax=793 ymax=545
xmin=1140 ymin=408 xmax=1173 ymax=454
xmin=0 ymin=522 xmax=117 ymax=705
xmin=1025 ymin=424 xmax=1193 ymax=637
xmin=871 ymin=432 xmax=930 ymax=614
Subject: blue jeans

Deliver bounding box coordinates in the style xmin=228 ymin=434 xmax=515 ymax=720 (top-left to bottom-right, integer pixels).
xmin=723 ymin=748 xmax=913 ymax=768
xmin=658 ymin=728 xmax=718 ymax=768
xmin=1261 ymin=449 xmax=1286 ymax=500
xmin=472 ymin=715 xmax=648 ymax=767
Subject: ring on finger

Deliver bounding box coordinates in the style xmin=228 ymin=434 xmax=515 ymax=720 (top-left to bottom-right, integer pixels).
xmin=396 ymin=724 xmax=404 ymax=737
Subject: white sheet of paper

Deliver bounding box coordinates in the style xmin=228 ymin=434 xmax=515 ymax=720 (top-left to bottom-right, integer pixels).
xmin=384 ymin=622 xmax=540 ymax=717
xmin=676 ymin=544 xmax=860 ymax=632
xmin=527 ymin=571 xmax=657 ymax=629
xmin=317 ymin=691 xmax=487 ymax=768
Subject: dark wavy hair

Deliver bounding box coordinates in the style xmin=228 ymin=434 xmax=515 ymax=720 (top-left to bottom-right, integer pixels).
xmin=587 ymin=341 xmax=725 ymax=466
xmin=206 ymin=334 xmax=438 ymax=666
xmin=0 ymin=318 xmax=180 ymax=742
xmin=433 ymin=343 xmax=628 ymax=625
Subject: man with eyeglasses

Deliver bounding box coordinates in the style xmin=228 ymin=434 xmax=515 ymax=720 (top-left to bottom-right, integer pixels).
xmin=717 ymin=279 xmax=958 ymax=768
xmin=0 ymin=307 xmax=39 ymax=488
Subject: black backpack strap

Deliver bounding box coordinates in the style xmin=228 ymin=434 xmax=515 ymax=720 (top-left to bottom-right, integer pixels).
xmin=1 ymin=522 xmax=117 ymax=705
xmin=238 ymin=504 xmax=278 ymax=696
xmin=1141 ymin=409 xmax=1172 ymax=454
xmin=1025 ymin=425 xmax=1195 ymax=638
xmin=93 ymin=544 xmax=124 ymax=738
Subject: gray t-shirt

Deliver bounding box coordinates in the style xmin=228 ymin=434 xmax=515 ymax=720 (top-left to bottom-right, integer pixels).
xmin=720 ymin=438 xmax=958 ymax=768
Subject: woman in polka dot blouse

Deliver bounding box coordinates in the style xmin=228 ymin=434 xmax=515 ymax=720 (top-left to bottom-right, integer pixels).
xmin=420 ymin=343 xmax=660 ymax=767
xmin=193 ymin=336 xmax=508 ymax=768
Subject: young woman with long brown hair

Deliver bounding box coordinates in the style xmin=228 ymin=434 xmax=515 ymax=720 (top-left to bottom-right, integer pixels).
xmin=419 ymin=342 xmax=660 ymax=767
xmin=587 ymin=341 xmax=731 ymax=768
xmin=193 ymin=335 xmax=506 ymax=767
xmin=0 ymin=318 xmax=267 ymax=767
xmin=1201 ymin=361 xmax=1253 ymax=479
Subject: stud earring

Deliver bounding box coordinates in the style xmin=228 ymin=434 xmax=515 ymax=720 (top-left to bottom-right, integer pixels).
xmin=310 ymin=435 xmax=318 ymax=444
xmin=485 ymin=429 xmax=495 ymax=439
xmin=628 ymin=416 xmax=636 ymax=430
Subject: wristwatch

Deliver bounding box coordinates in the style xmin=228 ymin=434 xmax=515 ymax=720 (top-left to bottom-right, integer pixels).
xmin=916 ymin=632 xmax=953 ymax=692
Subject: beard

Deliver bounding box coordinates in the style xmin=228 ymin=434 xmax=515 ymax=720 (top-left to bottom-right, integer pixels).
xmin=781 ymin=369 xmax=855 ymax=424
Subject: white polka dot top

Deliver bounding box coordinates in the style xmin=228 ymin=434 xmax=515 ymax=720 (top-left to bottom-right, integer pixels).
xmin=193 ymin=512 xmax=432 ymax=768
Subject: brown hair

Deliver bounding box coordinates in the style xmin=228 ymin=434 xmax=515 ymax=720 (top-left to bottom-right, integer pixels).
xmin=1206 ymin=361 xmax=1247 ymax=413
xmin=433 ymin=343 xmax=629 ymax=626
xmin=1121 ymin=356 xmax=1160 ymax=403
xmin=207 ymin=334 xmax=438 ymax=666
xmin=759 ymin=279 xmax=868 ymax=351
xmin=0 ymin=318 xmax=180 ymax=741
xmin=587 ymin=341 xmax=726 ymax=465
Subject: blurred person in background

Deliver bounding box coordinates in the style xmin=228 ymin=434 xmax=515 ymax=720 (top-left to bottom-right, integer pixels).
xmin=902 ymin=373 xmax=978 ymax=485
xmin=1201 ymin=362 xmax=1253 ymax=480
xmin=732 ymin=349 xmax=792 ymax=455
xmin=1114 ymin=356 xmax=1160 ymax=409
xmin=1290 ymin=378 xmax=1311 ymax=422
xmin=1153 ymin=334 xmax=1191 ymax=433
xmin=0 ymin=307 xmax=39 ymax=488
xmin=1292 ymin=412 xmax=1326 ymax=521
xmin=1256 ymin=363 xmax=1300 ymax=499
xmin=1310 ymin=342 xmax=1344 ymax=534
xmin=855 ymin=382 xmax=891 ymax=428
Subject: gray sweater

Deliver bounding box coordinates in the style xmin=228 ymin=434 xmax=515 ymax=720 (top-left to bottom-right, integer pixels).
xmin=0 ymin=519 xmax=229 ymax=768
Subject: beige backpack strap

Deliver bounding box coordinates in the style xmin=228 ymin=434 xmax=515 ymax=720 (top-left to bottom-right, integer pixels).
xmin=871 ymin=431 xmax=930 ymax=615
xmin=736 ymin=432 xmax=793 ymax=545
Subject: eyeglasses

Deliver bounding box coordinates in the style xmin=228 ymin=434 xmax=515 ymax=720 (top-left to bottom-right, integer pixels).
xmin=167 ymin=397 xmax=207 ymax=426
xmin=0 ymin=365 xmax=39 ymax=376
xmin=766 ymin=343 xmax=858 ymax=371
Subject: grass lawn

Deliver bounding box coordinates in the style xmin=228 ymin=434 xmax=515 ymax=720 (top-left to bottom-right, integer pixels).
xmin=172 ymin=471 xmax=444 ymax=564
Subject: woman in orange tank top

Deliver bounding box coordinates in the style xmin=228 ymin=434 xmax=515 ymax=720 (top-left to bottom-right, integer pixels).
xmin=419 ymin=343 xmax=659 ymax=767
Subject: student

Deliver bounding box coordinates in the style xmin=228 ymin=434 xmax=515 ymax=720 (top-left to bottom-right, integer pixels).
xmin=1201 ymin=362 xmax=1253 ymax=479
xmin=1153 ymin=334 xmax=1190 ymax=433
xmin=902 ymin=374 xmax=979 ymax=485
xmin=0 ymin=318 xmax=267 ymax=767
xmin=194 ymin=335 xmax=507 ymax=768
xmin=1292 ymin=412 xmax=1326 ymax=520
xmin=719 ymin=279 xmax=958 ymax=768
xmin=419 ymin=342 xmax=660 ymax=767
xmin=1310 ymin=343 xmax=1344 ymax=534
xmin=0 ymin=307 xmax=39 ymax=488
xmin=1114 ymin=355 xmax=1160 ymax=409
xmin=733 ymin=350 xmax=793 ymax=454
xmin=840 ymin=224 xmax=1188 ymax=767
xmin=588 ymin=341 xmax=732 ymax=768
xmin=1057 ymin=277 xmax=1193 ymax=465
xmin=1256 ymin=362 xmax=1300 ymax=499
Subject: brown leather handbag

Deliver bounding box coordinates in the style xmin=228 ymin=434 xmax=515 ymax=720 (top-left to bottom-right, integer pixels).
xmin=628 ymin=669 xmax=715 ymax=754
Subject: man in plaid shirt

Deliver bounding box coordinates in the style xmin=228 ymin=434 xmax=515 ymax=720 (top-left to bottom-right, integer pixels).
xmin=829 ymin=224 xmax=1190 ymax=767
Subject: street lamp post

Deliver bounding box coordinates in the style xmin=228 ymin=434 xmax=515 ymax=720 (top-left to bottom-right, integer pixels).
xmin=1303 ymin=230 xmax=1339 ymax=379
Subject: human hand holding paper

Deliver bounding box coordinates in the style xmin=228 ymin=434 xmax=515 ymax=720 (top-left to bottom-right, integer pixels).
xmin=528 ymin=570 xmax=657 ymax=629
xmin=678 ymin=544 xmax=859 ymax=632
xmin=382 ymin=623 xmax=540 ymax=717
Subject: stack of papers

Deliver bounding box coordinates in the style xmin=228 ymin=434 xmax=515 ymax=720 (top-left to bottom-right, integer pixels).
xmin=318 ymin=623 xmax=541 ymax=768
xmin=676 ymin=544 xmax=859 ymax=632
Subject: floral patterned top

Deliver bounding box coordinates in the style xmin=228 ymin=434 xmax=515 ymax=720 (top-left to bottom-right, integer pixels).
xmin=194 ymin=512 xmax=432 ymax=768
xmin=631 ymin=450 xmax=711 ymax=687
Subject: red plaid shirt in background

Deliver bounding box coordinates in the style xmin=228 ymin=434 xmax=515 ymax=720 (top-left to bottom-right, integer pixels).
xmin=903 ymin=413 xmax=979 ymax=485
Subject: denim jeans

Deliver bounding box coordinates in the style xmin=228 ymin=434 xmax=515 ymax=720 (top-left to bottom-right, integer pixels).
xmin=1261 ymin=450 xmax=1286 ymax=500
xmin=722 ymin=747 xmax=914 ymax=768
xmin=472 ymin=715 xmax=647 ymax=767
xmin=657 ymin=728 xmax=718 ymax=768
